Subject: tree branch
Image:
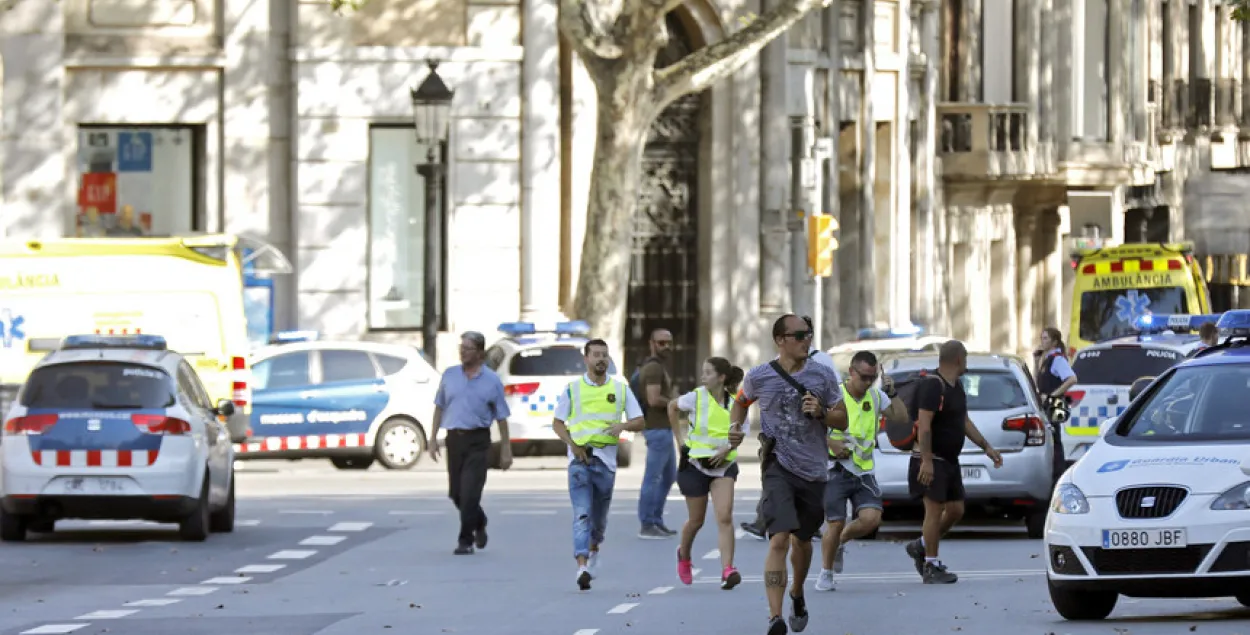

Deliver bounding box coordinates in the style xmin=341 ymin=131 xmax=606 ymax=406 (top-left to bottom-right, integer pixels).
xmin=653 ymin=0 xmax=833 ymax=108
xmin=558 ymin=0 xmax=626 ymax=61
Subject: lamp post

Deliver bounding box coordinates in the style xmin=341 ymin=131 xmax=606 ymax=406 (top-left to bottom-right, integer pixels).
xmin=410 ymin=59 xmax=454 ymax=366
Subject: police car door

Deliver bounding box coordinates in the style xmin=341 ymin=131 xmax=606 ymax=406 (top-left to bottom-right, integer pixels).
xmin=306 ymin=348 xmax=388 ymax=437
xmin=175 ymin=361 xmax=229 ymax=498
xmin=250 ymin=349 xmax=314 ymax=438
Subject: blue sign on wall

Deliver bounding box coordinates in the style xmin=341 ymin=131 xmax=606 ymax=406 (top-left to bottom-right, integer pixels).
xmin=117 ymin=132 xmax=153 ymax=172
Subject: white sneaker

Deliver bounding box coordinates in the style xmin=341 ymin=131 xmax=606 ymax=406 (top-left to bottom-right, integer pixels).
xmin=587 ymin=550 xmax=600 ymax=576
xmin=814 ymin=569 xmax=836 ymax=592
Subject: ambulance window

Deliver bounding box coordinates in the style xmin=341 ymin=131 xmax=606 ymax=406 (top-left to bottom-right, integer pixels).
xmin=1078 ymin=287 xmax=1187 ymax=342
xmin=374 ymin=354 xmax=409 ymax=376
xmin=254 ymin=351 xmax=311 ymax=390
xmin=318 ymin=349 xmax=378 ymax=384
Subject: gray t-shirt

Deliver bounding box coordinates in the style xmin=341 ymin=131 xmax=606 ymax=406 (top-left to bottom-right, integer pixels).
xmin=738 ymin=360 xmax=842 ymax=482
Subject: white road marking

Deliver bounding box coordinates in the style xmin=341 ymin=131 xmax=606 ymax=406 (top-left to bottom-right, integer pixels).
xmin=328 ymin=521 xmax=372 ymax=531
xmin=236 ymin=564 xmax=286 ymax=574
xmin=648 ymin=586 xmax=673 ymax=595
xmin=167 ymin=586 xmax=218 ymax=596
xmin=502 ymin=510 xmax=557 ymax=515
xmin=74 ymin=610 xmax=138 ymax=620
xmin=692 ymin=568 xmax=702 ymax=577
xmin=268 ymin=549 xmax=317 ymax=560
xmin=202 ymin=576 xmax=252 ymax=585
xmin=280 ymin=510 xmax=334 ymax=515
xmin=124 ymin=599 xmax=181 ymax=607
xmin=236 ymin=519 xmax=262 ymax=526
xmin=606 ymin=603 xmax=638 ymax=614
xmin=572 ymin=630 xmax=599 ymax=635
xmin=701 ymin=549 xmax=720 ymax=560
xmin=21 ymin=626 xmax=88 ymax=635
xmin=300 ymin=535 xmax=347 ymax=546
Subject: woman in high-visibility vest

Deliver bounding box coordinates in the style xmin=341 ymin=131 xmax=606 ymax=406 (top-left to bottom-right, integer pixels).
xmin=667 ymin=356 xmax=746 ymax=590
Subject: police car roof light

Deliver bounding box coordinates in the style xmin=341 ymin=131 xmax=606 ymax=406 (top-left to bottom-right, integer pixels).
xmin=498 ymin=322 xmax=538 ymax=336
xmin=273 ymin=330 xmax=319 ymax=343
xmin=61 ymin=334 xmax=168 ymax=351
xmin=1132 ymin=313 xmax=1221 ymax=333
xmin=1216 ymin=310 xmax=1250 ymax=337
xmin=554 ymin=320 xmax=591 ymax=336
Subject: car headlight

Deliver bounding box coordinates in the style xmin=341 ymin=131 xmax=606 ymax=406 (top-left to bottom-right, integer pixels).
xmin=1210 ymin=481 xmax=1250 ymax=511
xmin=1052 ymin=483 xmax=1090 ymax=514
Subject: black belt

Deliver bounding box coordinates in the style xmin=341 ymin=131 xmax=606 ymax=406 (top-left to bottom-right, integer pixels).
xmin=446 ymin=428 xmax=490 ymax=435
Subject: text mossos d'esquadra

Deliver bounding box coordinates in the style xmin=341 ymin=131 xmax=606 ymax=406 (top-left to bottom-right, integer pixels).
xmin=258 ymin=410 xmax=370 ymax=425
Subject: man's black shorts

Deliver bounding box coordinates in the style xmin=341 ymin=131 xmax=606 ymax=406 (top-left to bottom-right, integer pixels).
xmin=760 ymin=462 xmax=825 ymax=541
xmin=908 ymin=456 xmax=965 ymax=503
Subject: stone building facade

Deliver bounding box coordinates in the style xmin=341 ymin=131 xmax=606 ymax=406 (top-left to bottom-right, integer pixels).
xmin=3 ymin=0 xmax=1249 ymax=381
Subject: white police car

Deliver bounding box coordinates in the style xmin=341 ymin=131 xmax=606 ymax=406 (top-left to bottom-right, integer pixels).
xmin=237 ymin=337 xmax=438 ymax=470
xmin=1045 ymin=310 xmax=1250 ymax=620
xmin=1060 ymin=314 xmax=1214 ymax=464
xmin=484 ymin=321 xmax=635 ymax=467
xmin=0 ymin=334 xmax=236 ymax=541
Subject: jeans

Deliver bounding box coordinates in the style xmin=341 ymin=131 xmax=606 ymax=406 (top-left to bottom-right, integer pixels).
xmin=637 ymin=428 xmax=676 ymax=526
xmin=569 ymin=457 xmax=615 ymax=559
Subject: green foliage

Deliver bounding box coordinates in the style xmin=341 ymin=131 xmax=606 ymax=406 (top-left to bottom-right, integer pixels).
xmin=1234 ymin=0 xmax=1250 ymax=22
xmin=329 ymin=0 xmax=368 ymax=14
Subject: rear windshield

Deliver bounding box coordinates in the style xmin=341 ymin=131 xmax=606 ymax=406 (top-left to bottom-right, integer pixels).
xmin=1071 ymin=346 xmax=1184 ymax=386
xmin=1120 ymin=365 xmax=1250 ymax=441
xmin=887 ymin=369 xmax=1029 ymax=411
xmin=1078 ymin=287 xmax=1188 ymax=343
xmin=20 ymin=362 xmax=176 ymax=410
xmin=509 ymin=347 xmax=618 ymax=377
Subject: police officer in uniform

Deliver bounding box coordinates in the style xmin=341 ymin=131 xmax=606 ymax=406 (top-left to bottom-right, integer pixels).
xmin=1034 ymin=327 xmax=1077 ymax=477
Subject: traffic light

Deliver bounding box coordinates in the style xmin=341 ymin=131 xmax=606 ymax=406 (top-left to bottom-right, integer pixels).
xmin=807 ymin=213 xmax=838 ymax=277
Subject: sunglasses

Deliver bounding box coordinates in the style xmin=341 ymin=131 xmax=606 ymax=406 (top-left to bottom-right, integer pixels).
xmin=786 ymin=331 xmax=812 ymax=340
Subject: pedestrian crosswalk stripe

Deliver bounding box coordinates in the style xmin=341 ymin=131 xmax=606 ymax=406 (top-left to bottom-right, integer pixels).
xmin=607 ymin=603 xmax=638 ymax=614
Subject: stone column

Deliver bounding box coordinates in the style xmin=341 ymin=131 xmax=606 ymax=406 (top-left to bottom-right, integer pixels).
xmin=521 ymin=0 xmax=565 ymax=322
xmin=1 ymin=1 xmax=68 ymax=237
xmin=891 ymin=0 xmax=913 ymax=327
xmin=858 ymin=0 xmax=877 ymax=327
xmin=1108 ymin=0 xmax=1126 ymax=143
xmin=820 ymin=1 xmax=842 ymax=343
xmin=760 ymin=0 xmax=791 ymax=316
xmin=563 ymin=50 xmax=596 ymax=313
xmin=1018 ymin=0 xmax=1041 ymax=148
xmin=1015 ymin=210 xmax=1038 ymax=355
xmin=913 ymin=0 xmax=939 ymax=328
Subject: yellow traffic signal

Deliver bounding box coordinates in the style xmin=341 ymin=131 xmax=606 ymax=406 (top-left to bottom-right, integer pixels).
xmin=807 ymin=214 xmax=838 ymax=278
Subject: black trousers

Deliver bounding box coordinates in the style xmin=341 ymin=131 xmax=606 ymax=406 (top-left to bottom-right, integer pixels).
xmin=445 ymin=428 xmax=490 ymax=546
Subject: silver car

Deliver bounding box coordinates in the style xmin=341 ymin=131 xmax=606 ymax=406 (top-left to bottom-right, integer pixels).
xmin=875 ymin=352 xmax=1056 ymax=538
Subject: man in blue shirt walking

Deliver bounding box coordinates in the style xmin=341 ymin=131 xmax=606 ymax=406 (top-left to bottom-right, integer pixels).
xmin=427 ymin=331 xmax=513 ymax=554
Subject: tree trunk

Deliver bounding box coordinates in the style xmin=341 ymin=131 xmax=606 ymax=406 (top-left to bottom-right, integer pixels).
xmin=571 ymin=70 xmax=655 ymax=352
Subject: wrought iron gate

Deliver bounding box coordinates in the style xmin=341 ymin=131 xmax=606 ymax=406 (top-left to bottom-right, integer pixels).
xmin=624 ymin=13 xmax=702 ymax=392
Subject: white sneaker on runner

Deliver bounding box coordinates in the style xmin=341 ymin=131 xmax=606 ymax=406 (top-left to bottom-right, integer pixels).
xmin=576 ymin=566 xmax=592 ymax=590
xmin=587 ymin=550 xmax=600 ymax=576
xmin=814 ymin=569 xmax=836 ymax=592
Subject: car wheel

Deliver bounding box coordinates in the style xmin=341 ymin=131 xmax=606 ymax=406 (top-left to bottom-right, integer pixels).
xmin=374 ymin=418 xmax=425 ymax=470
xmin=28 ymin=518 xmax=55 ymax=534
xmin=617 ymin=439 xmax=633 ymax=468
xmin=209 ymin=474 xmax=235 ymax=533
xmin=330 ymin=457 xmax=375 ymax=470
xmin=0 ymin=509 xmax=28 ymax=542
xmin=1235 ymin=590 xmax=1250 ymax=607
xmin=1048 ymin=578 xmax=1116 ymax=620
xmin=1025 ymin=510 xmax=1047 ymax=539
xmin=179 ymin=477 xmax=211 ymax=542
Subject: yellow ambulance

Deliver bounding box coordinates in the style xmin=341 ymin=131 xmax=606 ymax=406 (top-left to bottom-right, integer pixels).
xmin=0 ymin=234 xmax=276 ymax=442
xmin=1068 ymin=242 xmax=1212 ymax=353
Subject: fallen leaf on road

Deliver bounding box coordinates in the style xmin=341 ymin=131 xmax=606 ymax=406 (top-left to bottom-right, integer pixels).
xmin=214 ymin=604 xmax=224 ymax=609
xmin=1189 ymin=628 xmax=1196 ymax=632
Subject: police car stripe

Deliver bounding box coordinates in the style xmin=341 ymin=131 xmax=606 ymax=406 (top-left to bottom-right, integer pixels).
xmin=232 ymin=433 xmax=369 ymax=454
xmin=31 ymin=449 xmax=157 ymax=467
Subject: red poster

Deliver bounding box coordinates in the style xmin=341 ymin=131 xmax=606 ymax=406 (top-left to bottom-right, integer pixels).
xmin=78 ymin=172 xmax=117 ymax=214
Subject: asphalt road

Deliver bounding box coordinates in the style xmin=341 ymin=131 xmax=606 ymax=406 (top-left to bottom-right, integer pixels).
xmin=0 ymin=455 xmax=1248 ymax=635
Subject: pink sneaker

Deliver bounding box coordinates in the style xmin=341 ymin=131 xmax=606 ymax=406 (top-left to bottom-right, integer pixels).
xmin=676 ymin=548 xmax=693 ymax=585
xmin=721 ymin=566 xmax=741 ymax=590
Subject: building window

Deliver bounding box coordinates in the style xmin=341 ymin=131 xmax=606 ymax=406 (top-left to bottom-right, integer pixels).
xmin=366 ymin=125 xmax=445 ymax=331
xmin=75 ymin=125 xmax=202 ymax=237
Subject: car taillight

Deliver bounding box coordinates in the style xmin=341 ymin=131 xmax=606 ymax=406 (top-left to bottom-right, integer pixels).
xmin=231 ymin=356 xmax=250 ymax=408
xmin=504 ymin=382 xmax=540 ymax=397
xmin=1065 ymin=390 xmax=1086 ymax=407
xmin=3 ymin=414 xmax=58 ymax=435
xmin=132 ymin=414 xmax=191 ymax=435
xmin=1003 ymin=415 xmax=1047 ymax=446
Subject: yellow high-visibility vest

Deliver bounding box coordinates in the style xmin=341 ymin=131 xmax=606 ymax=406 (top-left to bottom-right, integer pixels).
xmin=685 ymin=387 xmax=738 ymax=463
xmin=830 ymin=383 xmax=879 ymax=471
xmin=566 ymin=377 xmax=627 ymax=447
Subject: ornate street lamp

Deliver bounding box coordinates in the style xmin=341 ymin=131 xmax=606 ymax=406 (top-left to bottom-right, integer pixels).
xmin=410 ymin=59 xmax=454 ymax=365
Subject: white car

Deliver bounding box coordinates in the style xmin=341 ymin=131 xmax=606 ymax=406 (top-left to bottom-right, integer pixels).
xmin=1045 ymin=309 xmax=1250 ymax=620
xmin=484 ymin=321 xmax=635 ymax=467
xmin=0 ymin=334 xmax=236 ymax=541
xmin=238 ymin=338 xmax=439 ymax=470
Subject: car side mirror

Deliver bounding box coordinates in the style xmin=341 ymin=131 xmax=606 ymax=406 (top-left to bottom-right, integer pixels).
xmin=1129 ymin=376 xmax=1155 ymax=401
xmin=215 ymin=399 xmax=236 ymax=418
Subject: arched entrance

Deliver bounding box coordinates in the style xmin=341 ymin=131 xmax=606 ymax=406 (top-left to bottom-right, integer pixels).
xmin=623 ymin=12 xmax=704 ymax=392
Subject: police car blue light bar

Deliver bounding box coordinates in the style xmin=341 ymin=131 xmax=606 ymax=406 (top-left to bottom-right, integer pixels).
xmin=1132 ymin=313 xmax=1221 ymax=333
xmin=554 ymin=320 xmax=591 ymax=335
xmin=498 ymin=321 xmax=592 ymax=337
xmin=498 ymin=322 xmax=537 ymax=336
xmin=1216 ymin=309 xmax=1250 ymax=336
xmin=273 ymin=330 xmax=319 ymax=343
xmin=61 ymin=334 xmax=168 ymax=351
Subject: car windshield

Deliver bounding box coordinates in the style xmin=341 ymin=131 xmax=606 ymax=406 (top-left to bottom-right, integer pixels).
xmin=19 ymin=362 xmax=176 ymax=410
xmin=509 ymin=346 xmax=618 ymax=376
xmin=1121 ymin=365 xmax=1250 ymax=441
xmin=1079 ymin=287 xmax=1188 ymax=342
xmin=1071 ymin=346 xmax=1186 ymax=385
xmin=887 ymin=369 xmax=1028 ymax=411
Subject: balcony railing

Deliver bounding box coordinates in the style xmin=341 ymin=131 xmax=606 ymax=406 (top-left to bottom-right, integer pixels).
xmin=1215 ymin=79 xmax=1238 ymax=127
xmin=937 ymin=103 xmax=1054 ymax=179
